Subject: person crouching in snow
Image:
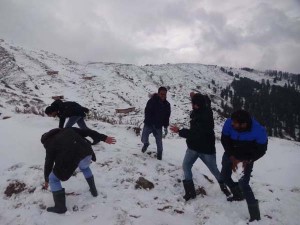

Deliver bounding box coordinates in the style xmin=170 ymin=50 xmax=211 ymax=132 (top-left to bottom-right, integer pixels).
xmin=41 ymin=127 xmax=116 ymax=214
xmin=170 ymin=93 xmax=230 ymax=201
xmin=220 ymin=110 xmax=267 ymax=222
xmin=45 ymin=99 xmax=90 ymax=129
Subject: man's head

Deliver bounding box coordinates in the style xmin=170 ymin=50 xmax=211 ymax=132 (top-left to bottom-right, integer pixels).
xmin=158 ymin=86 xmax=167 ymax=101
xmin=45 ymin=106 xmax=58 ymax=117
xmin=231 ymin=110 xmax=252 ymax=131
xmin=191 ymin=93 xmax=206 ymax=110
xmin=41 ymin=128 xmax=61 ymax=145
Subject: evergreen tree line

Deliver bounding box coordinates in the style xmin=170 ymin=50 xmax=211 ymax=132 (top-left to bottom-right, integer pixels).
xmin=265 ymin=70 xmax=300 ymax=87
xmin=220 ymin=77 xmax=300 ymax=142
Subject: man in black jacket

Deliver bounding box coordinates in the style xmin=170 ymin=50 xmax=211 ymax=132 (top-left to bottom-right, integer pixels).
xmin=171 ymin=93 xmax=230 ymax=201
xmin=220 ymin=110 xmax=268 ymax=222
xmin=41 ymin=127 xmax=116 ymax=214
xmin=45 ymin=99 xmax=90 ymax=129
xmin=141 ymin=87 xmax=171 ymax=160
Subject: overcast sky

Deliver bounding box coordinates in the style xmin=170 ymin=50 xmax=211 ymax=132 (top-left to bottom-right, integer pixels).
xmin=1 ymin=0 xmax=300 ymax=73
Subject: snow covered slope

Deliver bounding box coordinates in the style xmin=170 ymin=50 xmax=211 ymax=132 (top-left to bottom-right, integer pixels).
xmin=1 ymin=39 xmax=295 ymax=135
xmin=0 ymin=114 xmax=300 ymax=225
xmin=1 ymin=40 xmax=300 ymax=224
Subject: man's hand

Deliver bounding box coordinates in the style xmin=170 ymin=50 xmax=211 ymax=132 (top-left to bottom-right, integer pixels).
xmin=105 ymin=136 xmax=116 ymax=144
xmin=170 ymin=125 xmax=179 ymax=133
xmin=242 ymin=160 xmax=251 ymax=169
xmin=163 ymin=127 xmax=168 ymax=138
xmin=43 ymin=182 xmax=49 ymax=190
xmin=229 ymin=156 xmax=240 ymax=172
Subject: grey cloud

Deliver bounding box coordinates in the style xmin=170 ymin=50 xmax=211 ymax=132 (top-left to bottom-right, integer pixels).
xmin=0 ymin=0 xmax=299 ymax=72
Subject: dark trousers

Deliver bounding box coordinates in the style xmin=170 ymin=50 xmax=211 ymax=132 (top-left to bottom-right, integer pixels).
xmin=65 ymin=116 xmax=88 ymax=129
xmin=221 ymin=153 xmax=256 ymax=204
xmin=141 ymin=124 xmax=163 ymax=156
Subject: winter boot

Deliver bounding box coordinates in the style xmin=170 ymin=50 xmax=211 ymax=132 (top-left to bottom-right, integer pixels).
xmin=248 ymin=200 xmax=261 ymax=222
xmin=227 ymin=184 xmax=244 ymax=201
xmin=47 ymin=189 xmax=67 ymax=214
xmin=141 ymin=143 xmax=149 ymax=153
xmin=86 ymin=176 xmax=98 ymax=197
xmin=183 ymin=180 xmax=196 ymax=201
xmin=219 ymin=182 xmax=231 ymax=197
xmin=157 ymin=152 xmax=162 ymax=160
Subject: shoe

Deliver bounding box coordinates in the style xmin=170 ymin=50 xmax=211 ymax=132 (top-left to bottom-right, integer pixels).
xmin=141 ymin=143 xmax=149 ymax=153
xmin=183 ymin=180 xmax=196 ymax=201
xmin=227 ymin=185 xmax=244 ymax=201
xmin=219 ymin=182 xmax=231 ymax=197
xmin=47 ymin=189 xmax=67 ymax=214
xmin=248 ymin=200 xmax=261 ymax=222
xmin=86 ymin=176 xmax=98 ymax=197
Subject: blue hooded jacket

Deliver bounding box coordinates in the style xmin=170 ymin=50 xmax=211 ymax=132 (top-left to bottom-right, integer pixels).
xmin=221 ymin=118 xmax=268 ymax=161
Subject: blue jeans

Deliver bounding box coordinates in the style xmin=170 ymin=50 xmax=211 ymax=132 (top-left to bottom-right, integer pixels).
xmin=65 ymin=116 xmax=88 ymax=129
xmin=182 ymin=148 xmax=222 ymax=183
xmin=49 ymin=155 xmax=93 ymax=192
xmin=221 ymin=153 xmax=256 ymax=204
xmin=141 ymin=124 xmax=163 ymax=156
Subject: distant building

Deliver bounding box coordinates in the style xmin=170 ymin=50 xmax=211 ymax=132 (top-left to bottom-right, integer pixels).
xmin=115 ymin=107 xmax=135 ymax=114
xmin=51 ymin=95 xmax=64 ymax=100
xmin=47 ymin=71 xmax=59 ymax=75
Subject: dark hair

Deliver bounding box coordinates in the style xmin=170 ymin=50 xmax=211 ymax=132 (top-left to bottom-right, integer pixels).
xmin=41 ymin=128 xmax=61 ymax=144
xmin=191 ymin=93 xmax=207 ymax=107
xmin=158 ymin=86 xmax=167 ymax=93
xmin=231 ymin=110 xmax=251 ymax=124
xmin=45 ymin=106 xmax=57 ymax=115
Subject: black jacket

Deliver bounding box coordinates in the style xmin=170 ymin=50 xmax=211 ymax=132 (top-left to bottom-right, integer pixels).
xmin=51 ymin=100 xmax=89 ymax=128
xmin=41 ymin=128 xmax=107 ymax=182
xmin=179 ymin=107 xmax=216 ymax=154
xmin=144 ymin=94 xmax=171 ymax=128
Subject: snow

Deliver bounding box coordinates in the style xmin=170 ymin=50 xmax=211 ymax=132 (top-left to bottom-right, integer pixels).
xmin=1 ymin=39 xmax=294 ymax=135
xmin=1 ymin=39 xmax=300 ymax=224
xmin=0 ymin=114 xmax=300 ymax=225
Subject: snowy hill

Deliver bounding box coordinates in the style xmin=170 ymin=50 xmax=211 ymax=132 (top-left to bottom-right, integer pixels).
xmin=1 ymin=39 xmax=296 ymax=135
xmin=1 ymin=40 xmax=300 ymax=224
xmin=1 ymin=114 xmax=300 ymax=225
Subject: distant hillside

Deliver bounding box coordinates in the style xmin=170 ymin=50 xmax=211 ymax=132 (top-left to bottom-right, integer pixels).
xmin=0 ymin=39 xmax=299 ymax=141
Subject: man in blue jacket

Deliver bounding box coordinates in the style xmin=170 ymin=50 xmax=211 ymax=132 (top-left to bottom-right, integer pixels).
xmin=221 ymin=110 xmax=268 ymax=222
xmin=141 ymin=87 xmax=171 ymax=160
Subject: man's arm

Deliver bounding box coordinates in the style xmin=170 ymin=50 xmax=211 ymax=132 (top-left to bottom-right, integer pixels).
xmin=144 ymin=98 xmax=155 ymax=120
xmin=178 ymin=128 xmax=189 ymax=138
xmin=59 ymin=117 xmax=65 ymax=128
xmin=221 ymin=119 xmax=234 ymax=156
xmin=252 ymin=126 xmax=268 ymax=161
xmin=72 ymin=128 xmax=108 ymax=145
xmin=44 ymin=152 xmax=55 ymax=183
xmin=163 ymin=102 xmax=171 ymax=128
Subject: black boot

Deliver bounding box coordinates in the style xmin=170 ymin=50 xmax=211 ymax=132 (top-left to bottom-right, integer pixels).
xmin=183 ymin=180 xmax=196 ymax=201
xmin=219 ymin=182 xmax=231 ymax=197
xmin=157 ymin=153 xmax=162 ymax=160
xmin=141 ymin=143 xmax=149 ymax=153
xmin=248 ymin=200 xmax=261 ymax=222
xmin=47 ymin=189 xmax=67 ymax=214
xmin=227 ymin=184 xmax=244 ymax=201
xmin=86 ymin=176 xmax=98 ymax=197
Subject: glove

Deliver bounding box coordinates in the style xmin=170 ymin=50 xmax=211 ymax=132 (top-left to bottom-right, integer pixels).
xmin=163 ymin=127 xmax=168 ymax=138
